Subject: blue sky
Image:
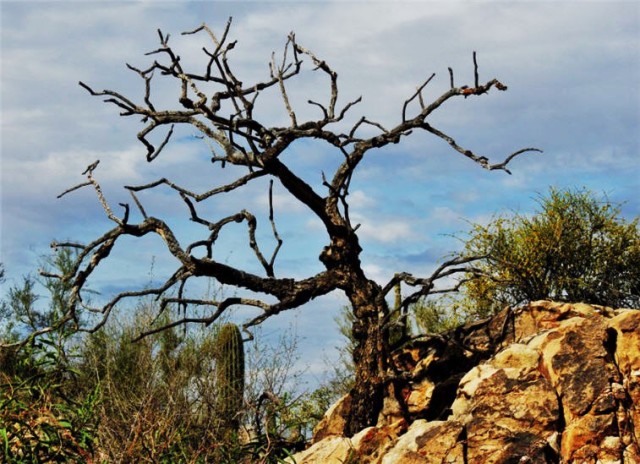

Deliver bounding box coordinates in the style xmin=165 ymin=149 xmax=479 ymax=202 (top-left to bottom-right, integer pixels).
xmin=1 ymin=1 xmax=639 ymax=382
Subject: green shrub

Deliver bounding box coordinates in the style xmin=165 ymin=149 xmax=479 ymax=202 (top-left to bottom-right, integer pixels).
xmin=420 ymin=188 xmax=640 ymax=326
xmin=0 ymin=341 xmax=100 ymax=463
xmin=0 ymin=250 xmax=100 ymax=463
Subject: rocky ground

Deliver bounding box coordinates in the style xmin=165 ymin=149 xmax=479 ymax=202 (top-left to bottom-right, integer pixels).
xmin=289 ymin=301 xmax=640 ymax=463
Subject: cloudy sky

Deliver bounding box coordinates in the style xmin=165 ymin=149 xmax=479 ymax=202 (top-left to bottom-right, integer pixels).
xmin=1 ymin=1 xmax=639 ymax=382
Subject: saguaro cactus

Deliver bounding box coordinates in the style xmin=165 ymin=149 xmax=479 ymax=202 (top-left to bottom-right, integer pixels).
xmin=214 ymin=323 xmax=245 ymax=432
xmin=391 ymin=282 xmax=408 ymax=345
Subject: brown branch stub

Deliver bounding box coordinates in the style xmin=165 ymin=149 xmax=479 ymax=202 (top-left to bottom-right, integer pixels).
xmin=82 ymin=159 xmax=100 ymax=175
xmin=488 ymin=147 xmax=544 ymax=174
xmin=402 ymin=73 xmax=436 ymax=122
xmin=473 ymin=51 xmax=479 ymax=88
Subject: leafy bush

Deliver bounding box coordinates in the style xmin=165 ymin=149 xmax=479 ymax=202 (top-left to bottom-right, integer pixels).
xmin=0 ymin=342 xmax=100 ymax=464
xmin=412 ymin=297 xmax=466 ymax=335
xmin=449 ymin=188 xmax=640 ymax=320
xmin=0 ymin=252 xmax=100 ymax=463
xmin=0 ymin=250 xmax=320 ymax=462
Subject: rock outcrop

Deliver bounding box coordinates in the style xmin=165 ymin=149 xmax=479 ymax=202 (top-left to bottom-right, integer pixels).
xmin=289 ymin=301 xmax=640 ymax=463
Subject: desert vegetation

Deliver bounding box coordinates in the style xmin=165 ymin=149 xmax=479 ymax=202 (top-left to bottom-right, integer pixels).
xmin=1 ymin=17 xmax=638 ymax=463
xmin=1 ymin=188 xmax=638 ymax=462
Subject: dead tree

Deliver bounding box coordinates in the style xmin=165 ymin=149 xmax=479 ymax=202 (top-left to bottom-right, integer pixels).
xmin=27 ymin=21 xmax=540 ymax=435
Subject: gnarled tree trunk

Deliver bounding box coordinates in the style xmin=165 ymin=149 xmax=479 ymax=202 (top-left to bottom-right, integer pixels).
xmin=346 ymin=287 xmax=389 ymax=436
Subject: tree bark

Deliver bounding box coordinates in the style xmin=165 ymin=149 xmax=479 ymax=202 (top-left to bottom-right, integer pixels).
xmin=318 ymin=233 xmax=391 ymax=435
xmin=344 ymin=277 xmax=389 ymax=436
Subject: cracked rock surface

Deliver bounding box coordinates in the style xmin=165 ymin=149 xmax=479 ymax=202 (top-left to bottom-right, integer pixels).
xmin=288 ymin=301 xmax=640 ymax=463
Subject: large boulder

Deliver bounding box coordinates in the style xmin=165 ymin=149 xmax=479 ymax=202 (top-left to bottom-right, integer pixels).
xmin=288 ymin=301 xmax=640 ymax=464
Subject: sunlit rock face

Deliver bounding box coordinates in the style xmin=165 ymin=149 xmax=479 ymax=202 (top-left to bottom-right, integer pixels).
xmin=289 ymin=301 xmax=640 ymax=464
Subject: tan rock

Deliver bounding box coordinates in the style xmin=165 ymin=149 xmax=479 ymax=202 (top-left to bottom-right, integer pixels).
xmin=450 ymin=364 xmax=499 ymax=422
xmin=609 ymin=310 xmax=640 ymax=445
xmin=286 ymin=436 xmax=352 ymax=464
xmin=623 ymin=443 xmax=640 ymax=462
xmin=312 ymin=394 xmax=350 ymax=442
xmin=350 ymin=423 xmax=404 ymax=463
xmin=380 ymin=419 xmax=429 ymax=464
xmin=378 ymin=383 xmax=404 ymax=426
xmin=464 ymin=368 xmax=559 ymax=463
xmin=560 ymin=412 xmax=617 ymax=462
xmin=513 ymin=300 xmax=600 ymax=342
xmin=513 ymin=300 xmax=568 ymax=340
xmin=539 ymin=316 xmax=611 ymax=422
xmin=406 ymin=378 xmax=435 ymax=416
xmin=413 ymin=420 xmax=465 ymax=463
xmin=303 ymin=304 xmax=640 ymax=464
xmin=381 ymin=419 xmax=464 ymax=464
xmin=491 ymin=343 xmax=541 ymax=375
xmin=565 ymin=302 xmax=598 ymax=317
xmin=598 ymin=435 xmax=623 ymax=462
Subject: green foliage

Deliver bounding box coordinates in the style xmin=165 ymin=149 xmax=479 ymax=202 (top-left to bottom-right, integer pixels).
xmin=458 ymin=188 xmax=640 ymax=319
xmin=282 ymin=386 xmax=337 ymax=438
xmin=412 ymin=296 xmax=465 ymax=334
xmin=214 ymin=323 xmax=245 ymax=433
xmin=0 ymin=252 xmax=100 ymax=463
xmin=242 ymin=326 xmax=316 ymax=460
xmin=0 ymin=344 xmax=100 ymax=463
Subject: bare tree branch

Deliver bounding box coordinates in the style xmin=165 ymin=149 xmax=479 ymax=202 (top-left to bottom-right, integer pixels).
xmin=132 ymin=296 xmax=272 ymax=341
xmin=422 ymin=122 xmax=543 ymax=173
xmin=126 ymin=170 xmax=268 ymax=201
xmin=19 ymin=20 xmax=541 ymax=435
xmin=402 ymin=73 xmax=435 ymax=122
xmin=267 ymin=180 xmax=284 ymax=273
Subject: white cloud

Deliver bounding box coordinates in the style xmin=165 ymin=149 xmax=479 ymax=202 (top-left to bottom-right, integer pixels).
xmin=357 ymin=218 xmax=416 ymax=244
xmin=253 ymin=191 xmax=307 ymax=214
xmin=348 ymin=190 xmax=376 ymax=209
xmin=361 ymin=263 xmax=391 ymax=286
xmin=2 ymin=145 xmax=145 ymax=200
xmin=429 ymin=206 xmax=463 ymax=228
